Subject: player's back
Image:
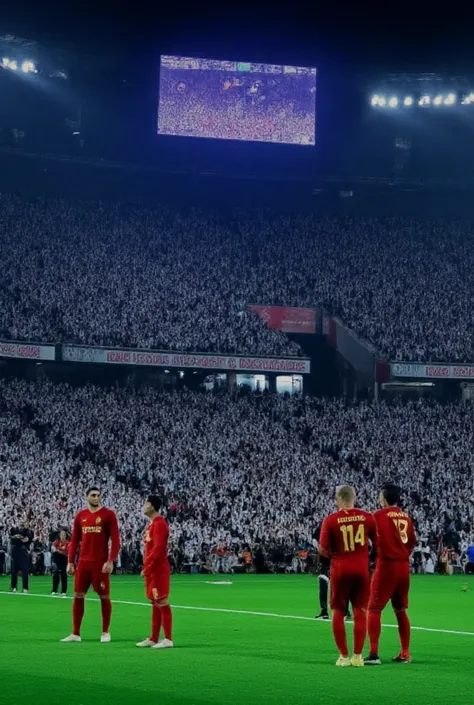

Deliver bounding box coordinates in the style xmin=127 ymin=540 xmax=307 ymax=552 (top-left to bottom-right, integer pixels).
xmin=320 ymin=508 xmax=375 ymax=568
xmin=373 ymin=506 xmax=416 ymax=561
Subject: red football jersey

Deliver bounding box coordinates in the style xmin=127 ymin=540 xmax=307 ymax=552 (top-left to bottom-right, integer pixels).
xmin=143 ymin=516 xmax=169 ymax=577
xmin=319 ymin=508 xmax=376 ymax=566
xmin=373 ymin=506 xmax=416 ymax=561
xmin=53 ymin=539 xmax=70 ymax=555
xmin=68 ymin=507 xmax=120 ymax=564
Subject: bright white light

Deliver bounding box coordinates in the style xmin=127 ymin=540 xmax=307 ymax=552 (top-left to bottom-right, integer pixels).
xmin=462 ymin=92 xmax=474 ymax=105
xmin=9 ymin=60 xmax=18 ymax=71
xmin=419 ymin=95 xmax=430 ymax=106
xmin=21 ymin=61 xmax=36 ymax=74
xmin=1 ymin=57 xmax=9 ymax=68
xmin=377 ymin=96 xmax=386 ymax=107
xmin=403 ymin=96 xmax=413 ymax=106
xmin=433 ymin=95 xmax=443 ymax=106
xmin=371 ymin=94 xmax=380 ymax=106
xmin=388 ymin=96 xmax=398 ymax=108
xmin=444 ymin=93 xmax=456 ymax=105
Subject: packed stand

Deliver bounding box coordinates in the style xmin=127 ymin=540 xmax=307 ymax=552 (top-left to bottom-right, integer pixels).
xmin=1 ymin=196 xmax=474 ymax=361
xmin=0 ymin=379 xmax=472 ymax=574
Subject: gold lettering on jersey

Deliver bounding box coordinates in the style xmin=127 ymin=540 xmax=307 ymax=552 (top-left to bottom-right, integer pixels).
xmin=96 ymin=517 xmax=102 ymax=524
xmin=82 ymin=526 xmax=103 ymax=534
xmin=337 ymin=515 xmax=366 ymax=524
xmin=387 ymin=511 xmax=408 ymax=519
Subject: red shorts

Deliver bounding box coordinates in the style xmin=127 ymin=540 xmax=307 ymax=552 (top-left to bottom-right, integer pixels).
xmin=369 ymin=561 xmax=410 ymax=612
xmin=330 ymin=565 xmax=370 ymax=612
xmin=74 ymin=561 xmax=110 ymax=596
xmin=145 ymin=569 xmax=170 ymax=602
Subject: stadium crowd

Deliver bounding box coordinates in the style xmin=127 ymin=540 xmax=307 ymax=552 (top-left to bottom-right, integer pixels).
xmin=0 ymin=379 xmax=472 ymax=574
xmin=1 ymin=195 xmax=474 ymax=362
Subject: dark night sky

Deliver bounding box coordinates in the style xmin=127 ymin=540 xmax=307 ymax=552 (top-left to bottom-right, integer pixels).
xmin=3 ymin=0 xmax=473 ymax=74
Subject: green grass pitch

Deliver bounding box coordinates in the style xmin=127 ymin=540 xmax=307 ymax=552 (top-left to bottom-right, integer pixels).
xmin=1 ymin=574 xmax=473 ymax=705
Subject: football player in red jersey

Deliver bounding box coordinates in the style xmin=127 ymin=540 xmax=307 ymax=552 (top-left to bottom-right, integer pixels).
xmin=136 ymin=496 xmax=173 ymax=649
xmin=319 ymin=485 xmax=377 ymax=667
xmin=60 ymin=487 xmax=120 ymax=643
xmin=365 ymin=483 xmax=417 ymax=665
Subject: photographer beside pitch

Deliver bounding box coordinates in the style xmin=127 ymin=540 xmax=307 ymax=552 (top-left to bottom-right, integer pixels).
xmin=10 ymin=521 xmax=34 ymax=593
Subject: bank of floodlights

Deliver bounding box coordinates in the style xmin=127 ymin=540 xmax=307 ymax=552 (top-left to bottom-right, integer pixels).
xmin=371 ymin=91 xmax=468 ymax=109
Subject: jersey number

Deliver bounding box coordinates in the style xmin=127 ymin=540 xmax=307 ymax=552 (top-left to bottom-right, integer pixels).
xmin=340 ymin=524 xmax=365 ymax=552
xmin=393 ymin=519 xmax=409 ymax=544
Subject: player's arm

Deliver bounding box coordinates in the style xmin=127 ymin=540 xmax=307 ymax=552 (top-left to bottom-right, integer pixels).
xmin=107 ymin=511 xmax=121 ymax=562
xmin=407 ymin=519 xmax=417 ymax=554
xmin=318 ymin=518 xmax=331 ymax=558
xmin=143 ymin=521 xmax=167 ymax=577
xmin=367 ymin=514 xmax=377 ymax=552
xmin=67 ymin=514 xmax=81 ymax=574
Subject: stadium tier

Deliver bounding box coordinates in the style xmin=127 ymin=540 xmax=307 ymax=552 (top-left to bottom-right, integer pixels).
xmin=0 ymin=379 xmax=471 ymax=568
xmin=1 ymin=195 xmax=474 ymax=364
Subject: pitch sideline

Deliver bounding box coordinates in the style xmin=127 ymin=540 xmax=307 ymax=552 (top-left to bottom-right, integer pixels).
xmin=0 ymin=590 xmax=473 ymax=638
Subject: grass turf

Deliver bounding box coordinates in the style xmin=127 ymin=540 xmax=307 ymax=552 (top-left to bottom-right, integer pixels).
xmin=0 ymin=574 xmax=473 ymax=705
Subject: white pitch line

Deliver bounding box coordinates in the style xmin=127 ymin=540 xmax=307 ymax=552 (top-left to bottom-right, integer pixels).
xmin=1 ymin=591 xmax=473 ymax=637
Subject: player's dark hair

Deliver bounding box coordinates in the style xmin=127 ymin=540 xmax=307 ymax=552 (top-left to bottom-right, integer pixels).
xmin=381 ymin=483 xmax=401 ymax=506
xmin=86 ymin=486 xmax=101 ymax=496
xmin=147 ymin=495 xmax=163 ymax=512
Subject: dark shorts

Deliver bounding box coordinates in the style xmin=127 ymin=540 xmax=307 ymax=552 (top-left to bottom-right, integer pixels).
xmin=74 ymin=561 xmax=110 ymax=596
xmin=369 ymin=561 xmax=410 ymax=611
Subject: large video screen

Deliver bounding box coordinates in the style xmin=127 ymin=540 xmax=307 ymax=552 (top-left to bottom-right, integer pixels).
xmin=158 ymin=56 xmax=317 ymax=146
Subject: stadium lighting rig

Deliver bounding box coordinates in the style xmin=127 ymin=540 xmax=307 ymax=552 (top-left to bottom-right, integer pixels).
xmin=0 ymin=34 xmax=68 ymax=79
xmin=369 ymin=73 xmax=474 ymax=110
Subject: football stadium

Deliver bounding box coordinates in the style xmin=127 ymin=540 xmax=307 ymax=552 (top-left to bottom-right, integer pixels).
xmin=1 ymin=8 xmax=474 ymax=705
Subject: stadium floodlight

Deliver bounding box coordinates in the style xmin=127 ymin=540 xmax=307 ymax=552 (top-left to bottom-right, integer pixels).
xmin=433 ymin=95 xmax=443 ymax=106
xmin=403 ymin=96 xmax=413 ymax=106
xmin=378 ymin=96 xmax=386 ymax=107
xmin=21 ymin=60 xmax=36 ymax=73
xmin=388 ymin=96 xmax=398 ymax=108
xmin=419 ymin=95 xmax=430 ymax=106
xmin=370 ymin=94 xmax=380 ymax=107
xmin=1 ymin=57 xmax=9 ymax=67
xmin=444 ymin=92 xmax=456 ymax=105
xmin=9 ymin=59 xmax=18 ymax=71
xmin=462 ymin=92 xmax=474 ymax=105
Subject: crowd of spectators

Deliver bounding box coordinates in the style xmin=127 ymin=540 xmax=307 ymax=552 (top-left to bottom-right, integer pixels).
xmin=1 ymin=195 xmax=474 ymax=362
xmin=0 ymin=379 xmax=472 ymax=574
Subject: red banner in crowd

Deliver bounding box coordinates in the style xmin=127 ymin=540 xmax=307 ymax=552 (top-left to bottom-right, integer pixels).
xmin=391 ymin=362 xmax=474 ymax=380
xmin=0 ymin=341 xmax=55 ymax=361
xmin=62 ymin=345 xmax=311 ymax=374
xmin=250 ymin=305 xmax=316 ymax=334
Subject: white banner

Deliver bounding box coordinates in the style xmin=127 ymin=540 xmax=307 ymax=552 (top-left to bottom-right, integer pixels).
xmin=391 ymin=362 xmax=474 ymax=380
xmin=0 ymin=341 xmax=55 ymax=361
xmin=63 ymin=346 xmax=311 ymax=374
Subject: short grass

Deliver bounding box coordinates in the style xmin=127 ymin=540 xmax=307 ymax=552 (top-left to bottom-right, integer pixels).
xmin=1 ymin=574 xmax=473 ymax=705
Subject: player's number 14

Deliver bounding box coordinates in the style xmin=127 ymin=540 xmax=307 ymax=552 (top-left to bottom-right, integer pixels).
xmin=340 ymin=524 xmax=365 ymax=552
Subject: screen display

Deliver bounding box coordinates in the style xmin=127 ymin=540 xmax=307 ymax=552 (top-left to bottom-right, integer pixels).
xmin=158 ymin=55 xmax=317 ymax=146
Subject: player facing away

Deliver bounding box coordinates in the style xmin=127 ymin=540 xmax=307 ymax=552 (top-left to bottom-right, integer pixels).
xmin=60 ymin=487 xmax=120 ymax=643
xmin=136 ymin=496 xmax=174 ymax=649
xmin=365 ymin=483 xmax=417 ymax=665
xmin=319 ymin=485 xmax=376 ymax=667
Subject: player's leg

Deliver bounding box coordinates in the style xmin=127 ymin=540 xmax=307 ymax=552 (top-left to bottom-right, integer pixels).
xmin=151 ymin=572 xmax=173 ymax=649
xmin=365 ymin=568 xmax=393 ymax=664
xmin=21 ymin=553 xmax=30 ymax=592
xmin=61 ymin=566 xmax=68 ymax=596
xmin=137 ymin=581 xmax=161 ymax=647
xmin=391 ymin=569 xmax=411 ymax=663
xmin=329 ymin=573 xmax=350 ymax=666
xmin=316 ymin=572 xmax=329 ymax=619
xmin=52 ymin=567 xmax=60 ymax=594
xmin=11 ymin=556 xmax=19 ymax=591
xmin=92 ymin=570 xmax=112 ymax=641
xmin=349 ymin=573 xmax=370 ymax=666
xmin=61 ymin=564 xmax=90 ymax=641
